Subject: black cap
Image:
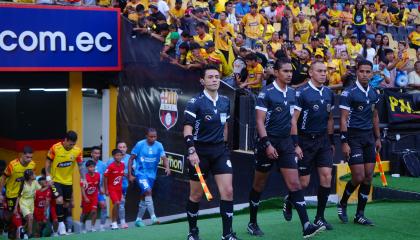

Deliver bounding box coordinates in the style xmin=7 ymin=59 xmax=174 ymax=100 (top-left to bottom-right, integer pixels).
xmin=204 ymin=41 xmax=215 ymax=49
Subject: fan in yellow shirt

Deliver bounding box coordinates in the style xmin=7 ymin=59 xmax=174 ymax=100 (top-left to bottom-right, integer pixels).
xmin=240 ymin=53 xmax=264 ymax=92
xmin=328 ymin=3 xmax=342 ymax=26
xmin=194 ymin=22 xmax=214 ymax=47
xmin=346 ymin=36 xmax=362 ymax=59
xmin=241 ymin=4 xmax=267 ymax=42
xmin=294 ymin=12 xmax=314 ymax=44
xmin=409 ymin=25 xmax=420 ymax=49
xmin=210 ymin=13 xmax=235 ymax=53
xmin=169 ymin=0 xmax=185 ymax=25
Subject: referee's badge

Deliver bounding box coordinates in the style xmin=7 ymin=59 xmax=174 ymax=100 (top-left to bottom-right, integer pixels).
xmin=327 ymin=104 xmax=331 ymax=112
xmin=371 ymin=104 xmax=375 ymax=112
xmin=159 ymin=89 xmax=179 ymax=130
xmin=220 ymin=113 xmax=227 ymax=124
xmin=275 ymin=106 xmax=282 ymax=112
xmin=313 ymin=104 xmax=319 ymax=111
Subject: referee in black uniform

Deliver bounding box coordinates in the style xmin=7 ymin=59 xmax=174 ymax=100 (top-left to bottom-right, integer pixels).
xmin=247 ymin=58 xmax=325 ymax=238
xmin=183 ymin=65 xmax=239 ymax=240
xmin=287 ymin=61 xmax=335 ymax=230
xmin=337 ymin=60 xmax=381 ymax=226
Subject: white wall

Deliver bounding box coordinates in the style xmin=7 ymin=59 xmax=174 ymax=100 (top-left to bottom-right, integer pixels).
xmin=83 ymin=96 xmax=102 ymax=148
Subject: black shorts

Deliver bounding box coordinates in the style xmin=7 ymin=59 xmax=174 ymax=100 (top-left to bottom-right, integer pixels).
xmin=188 ymin=142 xmax=233 ymax=181
xmin=298 ymin=133 xmax=333 ymax=176
xmin=51 ymin=182 xmax=73 ymax=201
xmin=255 ymin=136 xmax=297 ymax=173
xmin=5 ymin=198 xmax=17 ymax=212
xmin=348 ymin=129 xmax=376 ymax=166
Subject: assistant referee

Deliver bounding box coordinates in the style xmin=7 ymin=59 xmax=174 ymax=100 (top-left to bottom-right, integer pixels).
xmin=183 ymin=65 xmax=239 ymax=240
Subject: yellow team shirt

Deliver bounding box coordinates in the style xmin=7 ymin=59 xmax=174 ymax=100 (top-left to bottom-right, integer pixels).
xmin=211 ymin=19 xmax=234 ymax=51
xmin=140 ymin=0 xmax=149 ymax=10
xmin=4 ymin=159 xmax=36 ymax=199
xmin=328 ymin=9 xmax=342 ymax=22
xmin=375 ymin=11 xmax=390 ymax=24
xmin=290 ymin=5 xmax=301 ymax=17
xmin=269 ymin=42 xmax=282 ymax=54
xmin=169 ymin=8 xmax=185 ymax=24
xmin=125 ymin=1 xmax=142 ymax=22
xmin=328 ymin=71 xmax=342 ymax=86
xmin=241 ymin=13 xmax=267 ymax=40
xmin=194 ymin=34 xmax=213 ymax=47
xmin=247 ymin=64 xmax=264 ymax=89
xmin=215 ymin=0 xmax=227 ymax=13
xmin=396 ymin=50 xmax=409 ymax=70
xmin=409 ymin=31 xmax=420 ymax=46
xmin=341 ymin=11 xmax=353 ymax=23
xmin=186 ymin=49 xmax=207 ymax=64
xmin=47 ymin=142 xmax=82 ymax=186
xmin=260 ymin=24 xmax=275 ymax=41
xmin=346 ymin=43 xmax=362 ymax=59
xmin=98 ymin=0 xmax=111 ymax=7
xmin=353 ymin=9 xmax=367 ymax=25
xmin=293 ymin=19 xmax=313 ymax=44
xmin=194 ymin=0 xmax=209 ymax=9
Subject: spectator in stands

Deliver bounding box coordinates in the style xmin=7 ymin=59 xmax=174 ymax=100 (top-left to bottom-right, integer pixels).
xmin=408 ymin=60 xmax=420 ymax=92
xmin=125 ymin=0 xmax=141 ymax=23
xmin=149 ymin=4 xmax=167 ymax=25
xmin=264 ymin=3 xmax=278 ymax=25
xmin=382 ymin=48 xmax=398 ymax=88
xmin=240 ymin=52 xmax=263 ymax=93
xmin=169 ymin=0 xmax=185 ymax=27
xmin=225 ymin=1 xmax=238 ymax=31
xmin=360 ymin=38 xmax=376 ymax=64
xmin=408 ymin=24 xmax=420 ymax=50
xmin=294 ymin=12 xmax=313 ymax=45
xmin=241 ymin=3 xmax=267 ymax=49
xmin=204 ymin=41 xmax=232 ymax=77
xmin=194 ymin=22 xmax=213 ymax=47
xmin=233 ymin=47 xmax=249 ymax=85
xmin=327 ymin=62 xmax=342 ymax=90
xmin=396 ymin=41 xmax=410 ymax=72
xmin=370 ymin=60 xmax=391 ymax=88
xmin=375 ymin=4 xmax=391 ymax=34
xmin=365 ymin=16 xmax=377 ymax=39
xmin=340 ymin=3 xmax=353 ymax=32
xmin=374 ymin=33 xmax=383 ymax=48
xmin=334 ymin=36 xmax=347 ymax=59
xmin=347 ymin=35 xmax=362 ymax=59
xmin=235 ymin=0 xmax=250 ymax=18
xmin=157 ymin=0 xmax=170 ymax=19
xmin=281 ymin=7 xmax=294 ymax=41
xmin=352 ymin=2 xmax=367 ymax=39
xmin=290 ymin=48 xmax=310 ymax=88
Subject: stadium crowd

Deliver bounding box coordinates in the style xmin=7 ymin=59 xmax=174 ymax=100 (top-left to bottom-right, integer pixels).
xmin=128 ymin=0 xmax=420 ymax=93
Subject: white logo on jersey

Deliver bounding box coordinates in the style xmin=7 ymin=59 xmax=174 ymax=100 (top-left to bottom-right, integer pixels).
xmin=226 ymin=160 xmax=232 ymax=168
xmin=113 ymin=176 xmax=122 ymax=185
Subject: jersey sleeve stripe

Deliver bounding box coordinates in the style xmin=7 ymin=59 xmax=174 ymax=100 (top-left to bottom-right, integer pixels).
xmin=185 ymin=110 xmax=197 ymax=118
xmin=255 ymin=106 xmax=267 ymax=112
xmin=339 ymin=105 xmax=351 ymax=111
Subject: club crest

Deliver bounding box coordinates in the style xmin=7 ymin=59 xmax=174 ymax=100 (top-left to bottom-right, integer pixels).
xmin=160 ymin=89 xmax=178 ymax=130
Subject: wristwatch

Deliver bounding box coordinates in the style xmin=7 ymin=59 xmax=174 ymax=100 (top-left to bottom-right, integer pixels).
xmin=188 ymin=147 xmax=196 ymax=155
xmin=263 ymin=140 xmax=272 ymax=149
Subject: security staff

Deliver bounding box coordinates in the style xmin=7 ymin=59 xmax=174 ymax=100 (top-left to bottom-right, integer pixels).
xmin=287 ymin=61 xmax=335 ymax=230
xmin=337 ymin=60 xmax=381 ymax=226
xmin=183 ymin=65 xmax=239 ymax=240
xmin=247 ymin=58 xmax=325 ymax=238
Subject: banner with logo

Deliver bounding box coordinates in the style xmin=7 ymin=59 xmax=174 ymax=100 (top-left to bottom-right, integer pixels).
xmin=0 ymin=5 xmax=120 ymax=71
xmin=384 ymin=89 xmax=420 ymax=124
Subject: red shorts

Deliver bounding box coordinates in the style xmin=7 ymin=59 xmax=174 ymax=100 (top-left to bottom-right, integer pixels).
xmin=34 ymin=208 xmax=46 ymax=222
xmin=82 ymin=196 xmax=98 ymax=214
xmin=109 ymin=189 xmax=122 ymax=204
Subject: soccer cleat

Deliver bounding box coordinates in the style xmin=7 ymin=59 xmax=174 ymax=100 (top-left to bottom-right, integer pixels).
xmin=303 ymin=223 xmax=326 ymax=239
xmin=58 ymin=222 xmax=68 ymax=235
xmin=337 ymin=203 xmax=348 ymax=223
xmin=314 ymin=217 xmax=333 ymax=230
xmin=111 ymin=222 xmax=119 ymax=230
xmin=247 ymin=222 xmax=264 ymax=236
xmin=120 ymin=223 xmax=129 ymax=229
xmin=151 ymin=215 xmax=160 ymax=225
xmin=91 ymin=226 xmax=97 ymax=232
xmin=52 ymin=232 xmax=59 ymax=237
xmin=283 ymin=195 xmax=293 ymax=221
xmin=81 ymin=223 xmax=86 ymax=234
xmin=222 ymin=232 xmax=241 ymax=240
xmin=135 ymin=219 xmax=146 ymax=227
xmin=354 ymin=215 xmax=375 ymax=226
xmin=187 ymin=228 xmax=201 ymax=240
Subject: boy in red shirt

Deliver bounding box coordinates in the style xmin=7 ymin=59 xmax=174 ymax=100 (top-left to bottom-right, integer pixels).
xmin=104 ymin=149 xmax=125 ymax=230
xmin=80 ymin=160 xmax=100 ymax=233
xmin=33 ymin=177 xmax=51 ymax=237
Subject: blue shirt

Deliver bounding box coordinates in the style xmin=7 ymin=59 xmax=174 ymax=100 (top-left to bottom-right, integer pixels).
xmin=235 ymin=3 xmax=250 ymax=16
xmin=256 ymin=82 xmax=296 ymax=137
xmin=131 ymin=140 xmax=166 ymax=178
xmin=295 ymin=81 xmax=334 ymax=134
xmin=339 ymin=81 xmax=380 ymax=130
xmin=184 ymin=91 xmax=230 ymax=144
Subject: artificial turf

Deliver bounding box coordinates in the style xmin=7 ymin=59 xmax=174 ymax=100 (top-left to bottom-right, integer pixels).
xmin=54 ymin=200 xmax=420 ymax=240
xmin=341 ymin=173 xmax=420 ymax=193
